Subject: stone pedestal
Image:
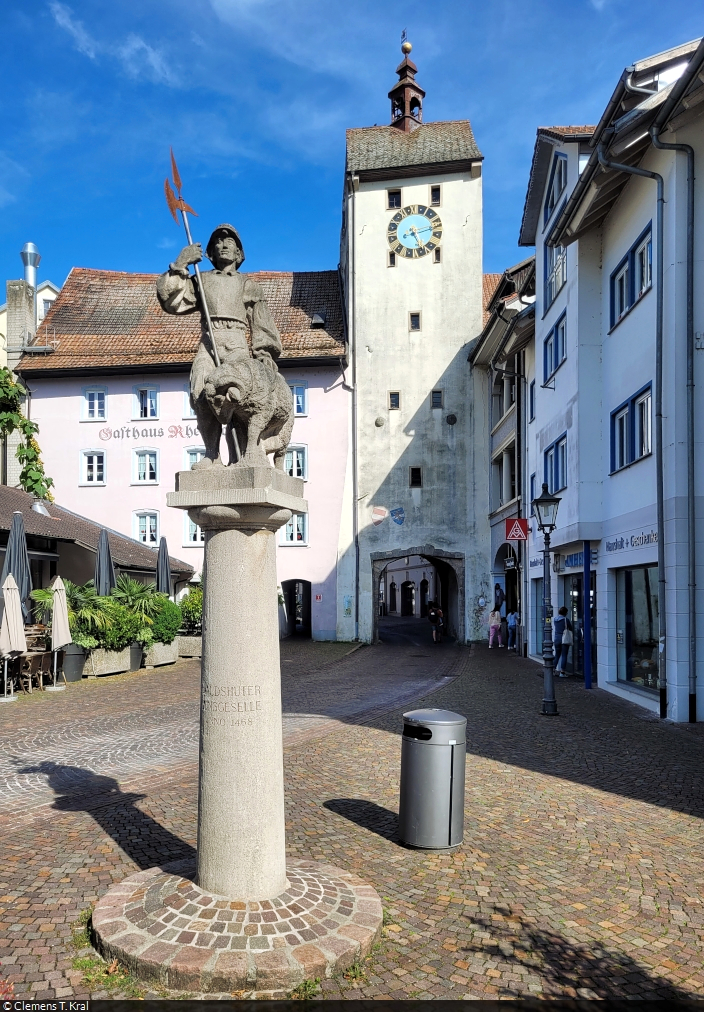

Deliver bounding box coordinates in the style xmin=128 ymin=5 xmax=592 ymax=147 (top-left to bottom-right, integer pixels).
xmin=91 ymin=465 xmax=382 ymax=994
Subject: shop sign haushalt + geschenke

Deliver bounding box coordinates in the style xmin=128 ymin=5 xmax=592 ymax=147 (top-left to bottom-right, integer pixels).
xmin=98 ymin=424 xmax=200 ymax=442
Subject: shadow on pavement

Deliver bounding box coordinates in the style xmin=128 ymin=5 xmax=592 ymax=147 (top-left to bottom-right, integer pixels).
xmin=378 ymin=614 xmax=454 ymax=647
xmin=340 ymin=641 xmax=704 ymax=820
xmin=460 ymin=908 xmax=693 ymax=1001
xmin=323 ymin=798 xmax=399 ymax=842
xmin=18 ymin=760 xmax=194 ymax=870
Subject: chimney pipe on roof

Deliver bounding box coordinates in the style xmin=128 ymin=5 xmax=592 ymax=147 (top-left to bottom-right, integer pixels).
xmin=20 ymin=242 xmax=41 ymax=291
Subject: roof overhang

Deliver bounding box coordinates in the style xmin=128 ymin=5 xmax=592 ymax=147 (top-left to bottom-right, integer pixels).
xmin=551 ymin=37 xmax=704 ymax=247
xmin=519 ymin=131 xmax=593 ymax=246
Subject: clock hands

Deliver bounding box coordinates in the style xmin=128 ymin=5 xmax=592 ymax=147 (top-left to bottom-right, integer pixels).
xmin=403 ymin=223 xmax=433 ymax=247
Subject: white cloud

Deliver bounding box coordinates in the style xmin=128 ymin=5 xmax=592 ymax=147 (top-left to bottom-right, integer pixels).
xmin=49 ymin=2 xmax=99 ymax=59
xmin=157 ymin=236 xmax=178 ymax=249
xmin=49 ymin=4 xmax=179 ymax=87
xmin=117 ymin=35 xmax=178 ymax=86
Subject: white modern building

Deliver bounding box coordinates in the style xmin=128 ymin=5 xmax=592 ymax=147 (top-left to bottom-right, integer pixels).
xmin=519 ymin=37 xmax=704 ymax=722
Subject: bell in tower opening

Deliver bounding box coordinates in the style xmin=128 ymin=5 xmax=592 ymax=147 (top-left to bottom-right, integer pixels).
xmin=388 ymin=39 xmax=426 ymax=133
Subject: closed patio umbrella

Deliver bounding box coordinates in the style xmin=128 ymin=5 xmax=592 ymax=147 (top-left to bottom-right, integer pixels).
xmin=1 ymin=511 xmax=32 ymax=622
xmin=0 ymin=574 xmax=27 ymax=702
xmin=46 ymin=577 xmax=71 ymax=693
xmin=156 ymin=537 xmax=172 ymax=595
xmin=95 ymin=528 xmax=116 ymax=596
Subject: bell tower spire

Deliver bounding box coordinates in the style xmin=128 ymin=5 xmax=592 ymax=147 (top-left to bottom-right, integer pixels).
xmin=388 ymin=38 xmax=425 ymax=132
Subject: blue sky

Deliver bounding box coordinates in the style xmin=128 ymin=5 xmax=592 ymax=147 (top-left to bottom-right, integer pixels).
xmin=0 ymin=1 xmax=701 ymax=292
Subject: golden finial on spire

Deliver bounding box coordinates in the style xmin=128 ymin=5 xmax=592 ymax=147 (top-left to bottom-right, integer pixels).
xmin=401 ymin=40 xmax=412 ymax=55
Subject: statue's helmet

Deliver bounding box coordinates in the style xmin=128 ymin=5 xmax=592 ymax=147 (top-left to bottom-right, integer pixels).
xmin=206 ymin=223 xmax=245 ymax=266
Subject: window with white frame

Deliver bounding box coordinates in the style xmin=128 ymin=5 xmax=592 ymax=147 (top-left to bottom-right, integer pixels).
xmin=545 ymin=434 xmax=567 ymax=493
xmin=134 ymin=449 xmax=158 ymax=483
xmin=614 ymin=406 xmax=629 ymax=471
xmin=135 ymin=386 xmax=158 ymax=420
xmin=135 ymin=512 xmax=158 ymax=545
xmin=635 ymin=389 xmax=652 ymax=459
xmin=545 ymin=241 xmax=566 ymax=308
xmin=610 ymin=225 xmax=652 ymax=328
xmin=83 ymin=387 xmax=106 ymax=421
xmin=289 ymin=383 xmax=308 ymax=416
xmin=81 ymin=450 xmax=105 ymax=485
xmin=186 ymin=447 xmax=205 ymax=469
xmin=186 ymin=515 xmax=205 ymax=544
xmin=282 ymin=513 xmax=307 ymax=545
xmin=544 ymin=155 xmax=568 ymax=222
xmin=284 ymin=446 xmax=307 ymax=479
xmin=614 ymin=261 xmax=629 ymax=322
xmin=610 ymin=384 xmax=652 ymax=472
xmin=183 ymin=384 xmax=196 ymax=419
xmin=544 ymin=313 xmax=566 ymax=380
xmin=635 ymin=233 xmax=652 ymax=297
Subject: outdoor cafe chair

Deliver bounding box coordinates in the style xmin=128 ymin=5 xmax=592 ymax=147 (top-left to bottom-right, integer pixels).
xmin=20 ymin=653 xmax=44 ymax=694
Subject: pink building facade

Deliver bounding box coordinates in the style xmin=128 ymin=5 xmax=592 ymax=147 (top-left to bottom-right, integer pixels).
xmin=19 ymin=268 xmax=349 ymax=640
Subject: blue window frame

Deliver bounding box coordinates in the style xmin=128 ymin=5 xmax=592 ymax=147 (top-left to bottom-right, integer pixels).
xmin=544 ymin=312 xmax=566 ymax=382
xmin=529 ymin=380 xmax=535 ymax=421
xmin=610 ymin=383 xmax=652 ymax=472
xmin=544 ymin=231 xmax=566 ymax=310
xmin=609 ymin=223 xmax=652 ymax=329
xmin=544 ymin=433 xmax=567 ymax=493
xmin=530 ymin=473 xmax=536 ymax=515
xmin=544 ymin=155 xmax=568 ymax=224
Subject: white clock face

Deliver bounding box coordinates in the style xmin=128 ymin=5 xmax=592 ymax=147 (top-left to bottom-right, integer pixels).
xmin=387 ymin=205 xmax=443 ymax=260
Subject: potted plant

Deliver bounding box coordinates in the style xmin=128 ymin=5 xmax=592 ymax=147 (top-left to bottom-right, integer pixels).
xmin=110 ymin=576 xmax=163 ymax=670
xmin=178 ymin=585 xmax=202 ymax=657
xmin=31 ymin=580 xmax=105 ymax=681
xmin=144 ymin=597 xmax=183 ymax=667
xmin=87 ymin=601 xmax=142 ymax=676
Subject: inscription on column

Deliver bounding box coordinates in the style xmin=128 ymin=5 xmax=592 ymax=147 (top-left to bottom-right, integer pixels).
xmin=202 ymin=684 xmax=263 ymax=726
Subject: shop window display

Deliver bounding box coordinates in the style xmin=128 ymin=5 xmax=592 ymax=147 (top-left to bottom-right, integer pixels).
xmin=616 ymin=565 xmax=659 ymax=690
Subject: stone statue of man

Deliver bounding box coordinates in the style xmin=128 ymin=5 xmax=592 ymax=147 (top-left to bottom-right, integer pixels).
xmin=156 ymin=223 xmax=293 ymax=469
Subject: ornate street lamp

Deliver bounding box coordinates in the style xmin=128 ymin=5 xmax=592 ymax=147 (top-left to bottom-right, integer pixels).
xmin=532 ymin=482 xmax=561 ymax=716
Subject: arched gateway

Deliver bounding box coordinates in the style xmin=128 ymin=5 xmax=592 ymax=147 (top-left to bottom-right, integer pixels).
xmin=371 ymin=545 xmax=465 ymax=644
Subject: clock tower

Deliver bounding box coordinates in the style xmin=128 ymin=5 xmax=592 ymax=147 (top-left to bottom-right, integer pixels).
xmin=337 ymin=42 xmax=490 ymax=644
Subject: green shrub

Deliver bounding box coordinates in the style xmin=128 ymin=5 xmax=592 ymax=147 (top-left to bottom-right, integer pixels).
xmin=96 ymin=602 xmax=143 ymax=652
xmin=179 ymin=586 xmax=202 ymax=633
xmin=151 ymin=598 xmax=182 ymax=645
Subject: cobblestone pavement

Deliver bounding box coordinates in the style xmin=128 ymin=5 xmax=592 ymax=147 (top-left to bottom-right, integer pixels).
xmin=0 ymin=631 xmax=455 ymax=817
xmin=2 ymin=637 xmax=704 ymax=999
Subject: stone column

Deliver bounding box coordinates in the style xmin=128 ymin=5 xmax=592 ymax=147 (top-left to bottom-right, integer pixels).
xmin=168 ymin=466 xmax=306 ymax=900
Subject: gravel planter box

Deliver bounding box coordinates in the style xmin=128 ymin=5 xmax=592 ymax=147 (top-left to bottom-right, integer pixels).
xmin=177 ymin=635 xmax=201 ymax=658
xmin=85 ymin=647 xmax=131 ymax=677
xmin=144 ymin=641 xmax=179 ymax=667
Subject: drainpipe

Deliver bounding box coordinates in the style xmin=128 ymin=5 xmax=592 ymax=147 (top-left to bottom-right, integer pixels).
xmin=597 ymin=143 xmax=667 ymax=719
xmin=649 ymin=125 xmax=696 ymax=724
xmin=347 ymin=174 xmax=360 ymax=640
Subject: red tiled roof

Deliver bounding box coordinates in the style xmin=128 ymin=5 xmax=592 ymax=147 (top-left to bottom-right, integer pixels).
xmin=20 ymin=267 xmax=345 ymax=373
xmin=0 ymin=485 xmax=193 ymax=575
xmin=482 ymin=274 xmax=503 ymax=325
xmin=539 ymin=125 xmax=596 ymax=140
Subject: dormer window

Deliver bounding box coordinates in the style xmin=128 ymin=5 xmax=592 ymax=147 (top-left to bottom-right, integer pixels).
xmin=544 ymin=155 xmax=568 ymax=224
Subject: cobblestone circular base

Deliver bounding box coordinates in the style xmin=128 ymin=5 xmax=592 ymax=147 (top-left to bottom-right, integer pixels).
xmin=92 ymin=858 xmax=383 ymax=995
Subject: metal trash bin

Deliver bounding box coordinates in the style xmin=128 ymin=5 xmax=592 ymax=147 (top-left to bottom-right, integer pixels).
xmin=398 ymin=708 xmax=466 ymax=849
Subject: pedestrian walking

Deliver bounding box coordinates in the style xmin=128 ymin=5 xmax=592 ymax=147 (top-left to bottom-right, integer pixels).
xmin=488 ymin=608 xmax=502 ymax=648
xmin=553 ymin=606 xmax=573 ymax=675
xmin=428 ymin=601 xmax=444 ymax=644
xmin=506 ymin=608 xmax=519 ymax=651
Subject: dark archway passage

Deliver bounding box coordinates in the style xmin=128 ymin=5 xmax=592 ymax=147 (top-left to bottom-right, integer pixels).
xmin=281 ymin=579 xmax=311 ymax=637
xmin=371 ymin=546 xmax=464 ymax=644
